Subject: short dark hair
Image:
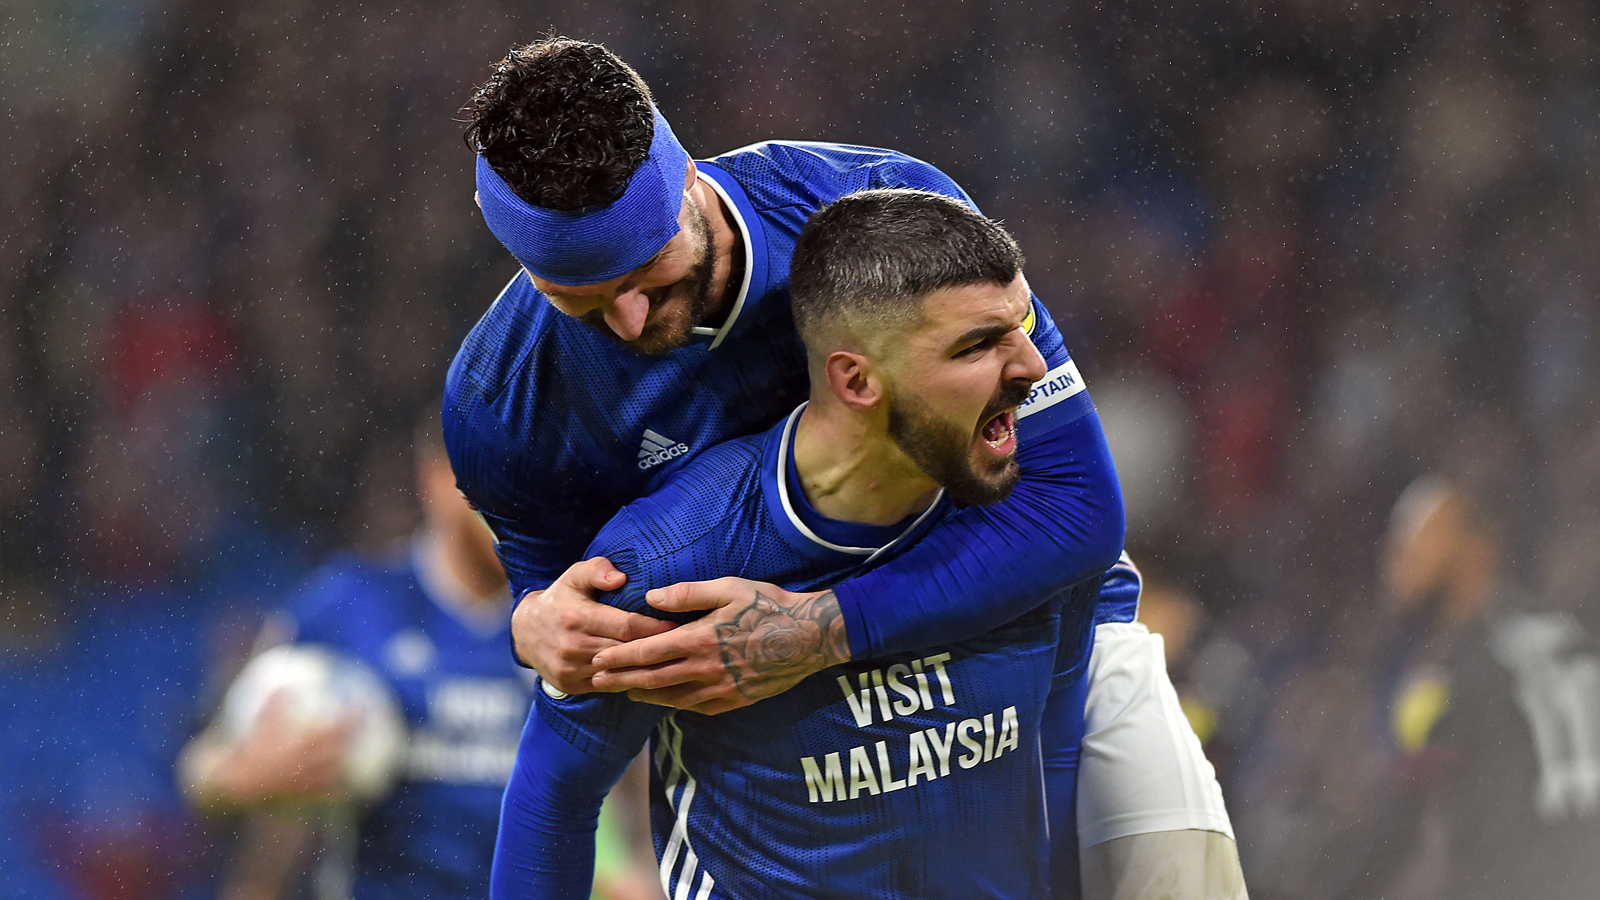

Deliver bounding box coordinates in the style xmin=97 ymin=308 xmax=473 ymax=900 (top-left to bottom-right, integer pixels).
xmin=463 ymin=38 xmax=655 ymax=211
xmin=789 ymin=189 xmax=1024 ymax=354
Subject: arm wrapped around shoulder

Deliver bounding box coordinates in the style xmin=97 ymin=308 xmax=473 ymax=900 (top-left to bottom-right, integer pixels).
xmin=834 ymin=406 xmax=1125 ymax=658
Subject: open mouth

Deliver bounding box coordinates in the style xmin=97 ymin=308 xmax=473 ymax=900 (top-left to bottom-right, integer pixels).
xmin=980 ymin=410 xmax=1017 ymax=455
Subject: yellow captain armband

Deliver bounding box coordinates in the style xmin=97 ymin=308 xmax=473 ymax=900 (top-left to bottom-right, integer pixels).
xmin=1392 ymin=674 xmax=1450 ymax=754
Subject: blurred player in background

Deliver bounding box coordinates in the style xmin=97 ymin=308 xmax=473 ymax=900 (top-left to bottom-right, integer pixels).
xmin=178 ymin=408 xmax=660 ymax=900
xmin=496 ymin=189 xmax=1104 ymax=900
xmin=1342 ymin=475 xmax=1600 ymax=899
xmin=447 ymin=37 xmax=1240 ymax=897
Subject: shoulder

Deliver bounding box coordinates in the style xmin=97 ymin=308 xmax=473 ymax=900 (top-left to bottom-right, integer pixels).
xmin=444 ymin=273 xmax=548 ymax=460
xmin=709 ymin=141 xmax=973 ymax=211
xmin=446 ymin=270 xmax=557 ymax=403
xmin=590 ymin=435 xmax=766 ymax=562
xmin=443 ymin=271 xmax=592 ymax=509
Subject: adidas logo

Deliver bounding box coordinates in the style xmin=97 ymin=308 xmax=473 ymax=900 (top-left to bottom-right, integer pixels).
xmin=637 ymin=429 xmax=690 ymax=470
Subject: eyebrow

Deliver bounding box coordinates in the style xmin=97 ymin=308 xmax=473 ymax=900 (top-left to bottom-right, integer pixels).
xmin=950 ymin=322 xmax=1014 ymax=350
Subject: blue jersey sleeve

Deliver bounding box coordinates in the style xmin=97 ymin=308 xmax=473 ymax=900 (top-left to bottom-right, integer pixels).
xmin=1094 ymin=553 xmax=1143 ymax=626
xmin=1042 ymin=671 xmax=1089 ymax=900
xmin=491 ymin=514 xmax=672 ymax=900
xmin=1043 ymin=576 xmax=1099 ymax=900
xmin=531 ymin=566 xmax=672 ymax=763
xmin=832 ymin=298 xmax=1126 ymax=658
xmin=491 ymin=696 xmax=639 ymax=900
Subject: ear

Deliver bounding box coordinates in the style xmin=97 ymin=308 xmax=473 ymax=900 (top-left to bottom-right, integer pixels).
xmin=823 ymin=350 xmax=884 ymax=412
xmin=684 ymin=159 xmax=698 ymax=191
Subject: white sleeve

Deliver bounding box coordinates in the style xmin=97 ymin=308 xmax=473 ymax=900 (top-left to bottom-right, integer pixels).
xmin=1080 ymin=829 xmax=1249 ymax=900
xmin=1077 ymin=621 xmax=1235 ymax=847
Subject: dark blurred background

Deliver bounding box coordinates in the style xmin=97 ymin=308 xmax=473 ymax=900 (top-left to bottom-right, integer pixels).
xmin=3 ymin=1 xmax=1598 ymax=897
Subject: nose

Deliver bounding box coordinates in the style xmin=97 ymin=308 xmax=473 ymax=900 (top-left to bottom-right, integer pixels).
xmin=1009 ymin=332 xmax=1049 ymax=385
xmin=604 ymin=289 xmax=651 ymax=341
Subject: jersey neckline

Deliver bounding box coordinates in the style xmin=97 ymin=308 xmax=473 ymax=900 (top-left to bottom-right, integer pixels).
xmin=763 ymin=404 xmax=946 ymax=564
xmin=692 ymin=161 xmax=771 ymax=351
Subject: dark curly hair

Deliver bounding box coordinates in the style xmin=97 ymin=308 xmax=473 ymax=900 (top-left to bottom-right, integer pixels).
xmin=463 ymin=38 xmax=656 ymax=211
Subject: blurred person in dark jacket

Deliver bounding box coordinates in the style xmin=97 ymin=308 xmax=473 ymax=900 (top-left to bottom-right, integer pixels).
xmin=1345 ymin=475 xmax=1600 ymax=900
xmin=1135 ymin=577 xmax=1264 ymax=785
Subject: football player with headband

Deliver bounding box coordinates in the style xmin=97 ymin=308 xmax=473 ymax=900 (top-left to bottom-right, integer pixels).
xmin=496 ymin=190 xmax=1102 ymax=899
xmin=447 ymin=37 xmax=1240 ymax=897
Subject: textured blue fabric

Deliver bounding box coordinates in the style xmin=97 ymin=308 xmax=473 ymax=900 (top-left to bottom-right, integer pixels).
xmin=1092 ymin=554 xmax=1143 ymax=626
xmin=491 ymin=701 xmax=619 ymax=900
xmin=288 ymin=545 xmax=534 ymax=900
xmin=493 ymin=414 xmax=1099 ymax=900
xmin=1043 ymin=672 xmax=1090 ymax=900
xmin=476 ymin=107 xmax=689 ymax=284
xmin=444 ymin=139 xmax=1128 ymax=649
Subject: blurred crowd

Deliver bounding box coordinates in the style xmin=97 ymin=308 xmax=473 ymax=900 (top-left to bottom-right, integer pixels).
xmin=3 ymin=0 xmax=1598 ymax=897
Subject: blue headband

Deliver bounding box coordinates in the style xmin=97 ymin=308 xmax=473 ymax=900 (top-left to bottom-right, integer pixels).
xmin=476 ymin=106 xmax=689 ymax=285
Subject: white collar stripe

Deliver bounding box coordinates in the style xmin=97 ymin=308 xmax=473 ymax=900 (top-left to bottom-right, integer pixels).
xmin=774 ymin=404 xmax=945 ymax=563
xmin=692 ymin=168 xmax=756 ymax=350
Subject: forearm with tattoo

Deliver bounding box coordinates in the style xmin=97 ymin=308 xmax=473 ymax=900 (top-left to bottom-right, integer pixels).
xmin=714 ymin=590 xmax=850 ymax=700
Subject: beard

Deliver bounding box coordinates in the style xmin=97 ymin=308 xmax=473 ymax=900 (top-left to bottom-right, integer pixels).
xmin=582 ymin=201 xmax=718 ymax=356
xmin=887 ymin=378 xmax=1032 ymax=507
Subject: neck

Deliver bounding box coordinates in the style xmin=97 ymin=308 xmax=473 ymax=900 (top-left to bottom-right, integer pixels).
xmin=791 ymin=402 xmax=940 ymax=526
xmin=690 ymin=172 xmax=744 ymax=326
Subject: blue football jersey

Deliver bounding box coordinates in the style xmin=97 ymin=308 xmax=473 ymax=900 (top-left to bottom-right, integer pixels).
xmin=444 ymin=142 xmax=1089 ymax=602
xmin=288 ymin=543 xmax=532 ymax=900
xmin=534 ymin=409 xmax=1098 ymax=900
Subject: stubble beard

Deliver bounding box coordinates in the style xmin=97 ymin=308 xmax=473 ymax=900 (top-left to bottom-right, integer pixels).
xmin=886 ymin=379 xmax=1032 ymax=507
xmin=585 ymin=201 xmax=718 ymax=356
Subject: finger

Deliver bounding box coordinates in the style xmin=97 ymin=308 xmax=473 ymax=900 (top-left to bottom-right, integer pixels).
xmin=564 ymin=556 xmax=627 ymax=594
xmin=645 ymin=577 xmax=753 ymax=613
xmin=595 ymin=656 xmax=723 ymax=692
xmin=615 ymin=612 xmax=677 ymax=643
xmin=545 ymin=672 xmax=599 ymax=695
xmin=591 ymin=628 xmax=702 ymax=670
xmin=634 ymin=682 xmax=743 ymax=712
xmin=541 ymin=631 xmax=637 ymax=693
xmin=682 ymin=694 xmax=756 ymax=716
xmin=580 ymin=603 xmax=676 ymax=644
xmin=624 ymin=682 xmax=721 ymax=708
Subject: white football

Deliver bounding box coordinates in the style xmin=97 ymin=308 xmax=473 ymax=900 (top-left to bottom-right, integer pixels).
xmin=221 ymin=644 xmax=408 ymax=802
